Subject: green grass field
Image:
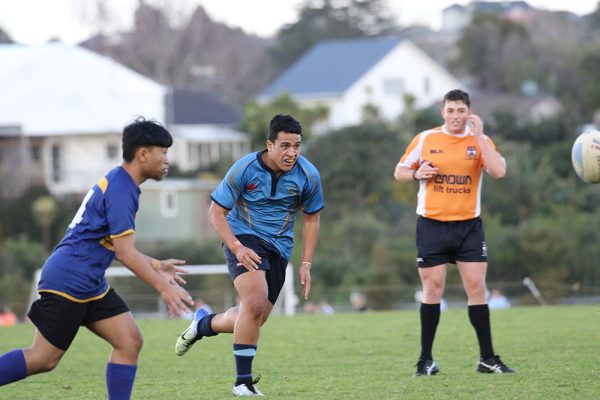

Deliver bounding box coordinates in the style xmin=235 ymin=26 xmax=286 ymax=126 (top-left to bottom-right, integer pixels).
xmin=1 ymin=305 xmax=599 ymax=399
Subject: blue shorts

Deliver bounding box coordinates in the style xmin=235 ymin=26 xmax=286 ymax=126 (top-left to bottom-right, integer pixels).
xmin=223 ymin=234 xmax=288 ymax=305
xmin=27 ymin=288 xmax=129 ymax=350
xmin=416 ymin=216 xmax=487 ymax=268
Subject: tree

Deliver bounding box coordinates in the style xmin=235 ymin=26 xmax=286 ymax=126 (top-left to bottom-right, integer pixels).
xmin=452 ymin=13 xmax=538 ymax=92
xmin=577 ymin=41 xmax=600 ymax=117
xmin=238 ymin=93 xmax=328 ymax=150
xmin=305 ymin=122 xmax=405 ymax=220
xmin=32 ymin=196 xmax=57 ymax=252
xmin=81 ymin=2 xmax=272 ymax=105
xmin=270 ymin=0 xmax=396 ymax=71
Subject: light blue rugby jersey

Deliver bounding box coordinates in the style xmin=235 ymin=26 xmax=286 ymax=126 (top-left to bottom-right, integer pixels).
xmin=38 ymin=166 xmax=140 ymax=301
xmin=211 ymin=151 xmax=324 ymax=260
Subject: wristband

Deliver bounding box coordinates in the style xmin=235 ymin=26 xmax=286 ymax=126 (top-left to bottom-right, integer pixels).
xmin=301 ymin=261 xmax=312 ymax=270
xmin=412 ymin=169 xmax=419 ymax=181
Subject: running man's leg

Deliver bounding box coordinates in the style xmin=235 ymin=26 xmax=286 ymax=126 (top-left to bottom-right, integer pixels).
xmin=0 ymin=329 xmax=66 ymax=385
xmin=88 ymin=312 xmax=142 ymax=400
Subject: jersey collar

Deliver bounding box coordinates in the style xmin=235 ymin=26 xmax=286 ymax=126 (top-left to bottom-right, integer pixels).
xmin=441 ymin=124 xmax=471 ymax=138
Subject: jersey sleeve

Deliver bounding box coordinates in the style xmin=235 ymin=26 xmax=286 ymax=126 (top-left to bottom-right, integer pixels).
xmin=211 ymin=159 xmax=248 ymax=210
xmin=105 ymin=186 xmax=138 ymax=238
xmin=398 ymin=133 xmax=423 ymax=170
xmin=300 ymin=161 xmax=324 ymax=215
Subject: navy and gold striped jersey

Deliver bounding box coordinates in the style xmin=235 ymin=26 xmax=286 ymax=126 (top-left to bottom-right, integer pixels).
xmin=38 ymin=166 xmax=140 ymax=302
xmin=211 ymin=151 xmax=324 ymax=260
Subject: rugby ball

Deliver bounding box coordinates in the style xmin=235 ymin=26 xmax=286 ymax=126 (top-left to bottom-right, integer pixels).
xmin=571 ymin=130 xmax=600 ymax=184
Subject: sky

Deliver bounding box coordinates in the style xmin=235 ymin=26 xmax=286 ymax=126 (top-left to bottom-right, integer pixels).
xmin=0 ymin=0 xmax=598 ymax=45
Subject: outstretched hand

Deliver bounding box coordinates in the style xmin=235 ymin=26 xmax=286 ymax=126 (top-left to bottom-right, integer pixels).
xmin=161 ymin=282 xmax=194 ymax=318
xmin=157 ymin=258 xmax=188 ymax=285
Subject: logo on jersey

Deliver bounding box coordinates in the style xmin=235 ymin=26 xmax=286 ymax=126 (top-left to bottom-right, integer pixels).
xmin=430 ymin=149 xmax=444 ymax=154
xmin=287 ymin=184 xmax=299 ymax=196
xmin=433 ymin=174 xmax=472 ymax=185
xmin=466 ymin=146 xmax=477 ymax=160
xmin=247 ymin=183 xmax=257 ymax=191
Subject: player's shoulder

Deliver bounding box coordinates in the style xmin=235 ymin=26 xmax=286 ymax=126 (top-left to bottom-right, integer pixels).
xmin=102 ymin=166 xmax=138 ymax=195
xmin=420 ymin=126 xmax=445 ymax=139
xmin=238 ymin=151 xmax=261 ymax=164
xmin=229 ymin=152 xmax=261 ymax=174
xmin=295 ymin=156 xmax=320 ymax=177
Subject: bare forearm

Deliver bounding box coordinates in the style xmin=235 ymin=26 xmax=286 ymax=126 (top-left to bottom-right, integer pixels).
xmin=302 ymin=214 xmax=320 ymax=263
xmin=394 ymin=164 xmax=416 ymax=182
xmin=478 ymin=137 xmax=506 ymax=178
xmin=117 ymin=251 xmax=168 ymax=293
xmin=209 ymin=205 xmax=242 ymax=252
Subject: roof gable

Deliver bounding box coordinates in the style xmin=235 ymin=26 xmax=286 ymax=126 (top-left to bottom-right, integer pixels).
xmin=0 ymin=43 xmax=165 ymax=135
xmin=261 ymin=36 xmax=403 ymax=98
xmin=166 ymin=89 xmax=241 ymax=125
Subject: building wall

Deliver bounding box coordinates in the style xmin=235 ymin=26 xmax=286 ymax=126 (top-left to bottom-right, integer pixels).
xmin=42 ymin=134 xmax=122 ymax=196
xmin=304 ymin=40 xmax=463 ymax=130
xmin=135 ymin=180 xmax=217 ymax=244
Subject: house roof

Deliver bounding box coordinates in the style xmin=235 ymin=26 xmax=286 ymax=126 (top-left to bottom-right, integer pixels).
xmin=171 ymin=125 xmax=248 ymax=143
xmin=166 ymin=89 xmax=241 ymax=126
xmin=0 ymin=42 xmax=165 ymax=136
xmin=444 ymin=1 xmax=532 ymax=13
xmin=260 ymin=36 xmax=403 ymax=98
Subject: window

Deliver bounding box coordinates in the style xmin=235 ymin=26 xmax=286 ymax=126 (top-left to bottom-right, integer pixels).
xmin=31 ymin=144 xmax=41 ymax=162
xmin=160 ymin=191 xmax=179 ymax=218
xmin=107 ymin=144 xmax=119 ymax=160
xmin=383 ymin=79 xmax=404 ymax=96
xmin=51 ymin=144 xmax=61 ymax=182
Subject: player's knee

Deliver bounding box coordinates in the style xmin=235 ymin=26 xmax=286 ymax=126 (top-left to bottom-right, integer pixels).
xmin=115 ymin=329 xmax=143 ymax=356
xmin=243 ymin=296 xmax=269 ymax=320
xmin=26 ymin=351 xmax=61 ymax=374
xmin=129 ymin=330 xmax=144 ymax=354
xmin=466 ymin=283 xmax=486 ymax=301
xmin=423 ymin=284 xmax=444 ymax=301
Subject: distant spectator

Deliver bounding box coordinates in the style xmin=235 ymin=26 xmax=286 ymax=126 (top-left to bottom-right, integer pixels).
xmin=350 ymin=292 xmax=368 ymax=312
xmin=319 ymin=300 xmax=335 ymax=315
xmin=0 ymin=305 xmax=17 ymax=327
xmin=183 ymin=299 xmax=214 ymax=320
xmin=488 ymin=289 xmax=511 ymax=310
xmin=415 ymin=290 xmax=448 ymax=311
xmin=303 ymin=301 xmax=318 ymax=314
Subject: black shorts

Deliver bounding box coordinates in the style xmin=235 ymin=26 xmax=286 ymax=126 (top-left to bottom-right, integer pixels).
xmin=223 ymin=234 xmax=287 ymax=305
xmin=27 ymin=288 xmax=129 ymax=351
xmin=416 ymin=216 xmax=487 ymax=268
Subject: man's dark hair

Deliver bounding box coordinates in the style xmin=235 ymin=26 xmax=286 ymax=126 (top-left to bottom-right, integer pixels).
xmin=443 ymin=89 xmax=471 ymax=108
xmin=122 ymin=117 xmax=173 ymax=162
xmin=268 ymin=114 xmax=302 ymax=142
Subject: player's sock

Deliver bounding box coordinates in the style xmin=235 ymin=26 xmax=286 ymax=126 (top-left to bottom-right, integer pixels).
xmin=106 ymin=362 xmax=137 ymax=400
xmin=233 ymin=343 xmax=257 ymax=385
xmin=468 ymin=304 xmax=495 ymax=359
xmin=419 ymin=303 xmax=441 ymax=360
xmin=0 ymin=349 xmax=27 ymax=386
xmin=198 ymin=313 xmax=218 ymax=337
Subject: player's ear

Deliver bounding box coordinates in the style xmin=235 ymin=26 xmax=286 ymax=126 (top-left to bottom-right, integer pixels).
xmin=138 ymin=147 xmax=148 ymax=162
xmin=266 ymin=140 xmax=274 ymax=152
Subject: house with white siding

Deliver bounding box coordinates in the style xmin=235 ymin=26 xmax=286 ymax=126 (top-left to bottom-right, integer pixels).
xmin=259 ymin=36 xmax=463 ymax=131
